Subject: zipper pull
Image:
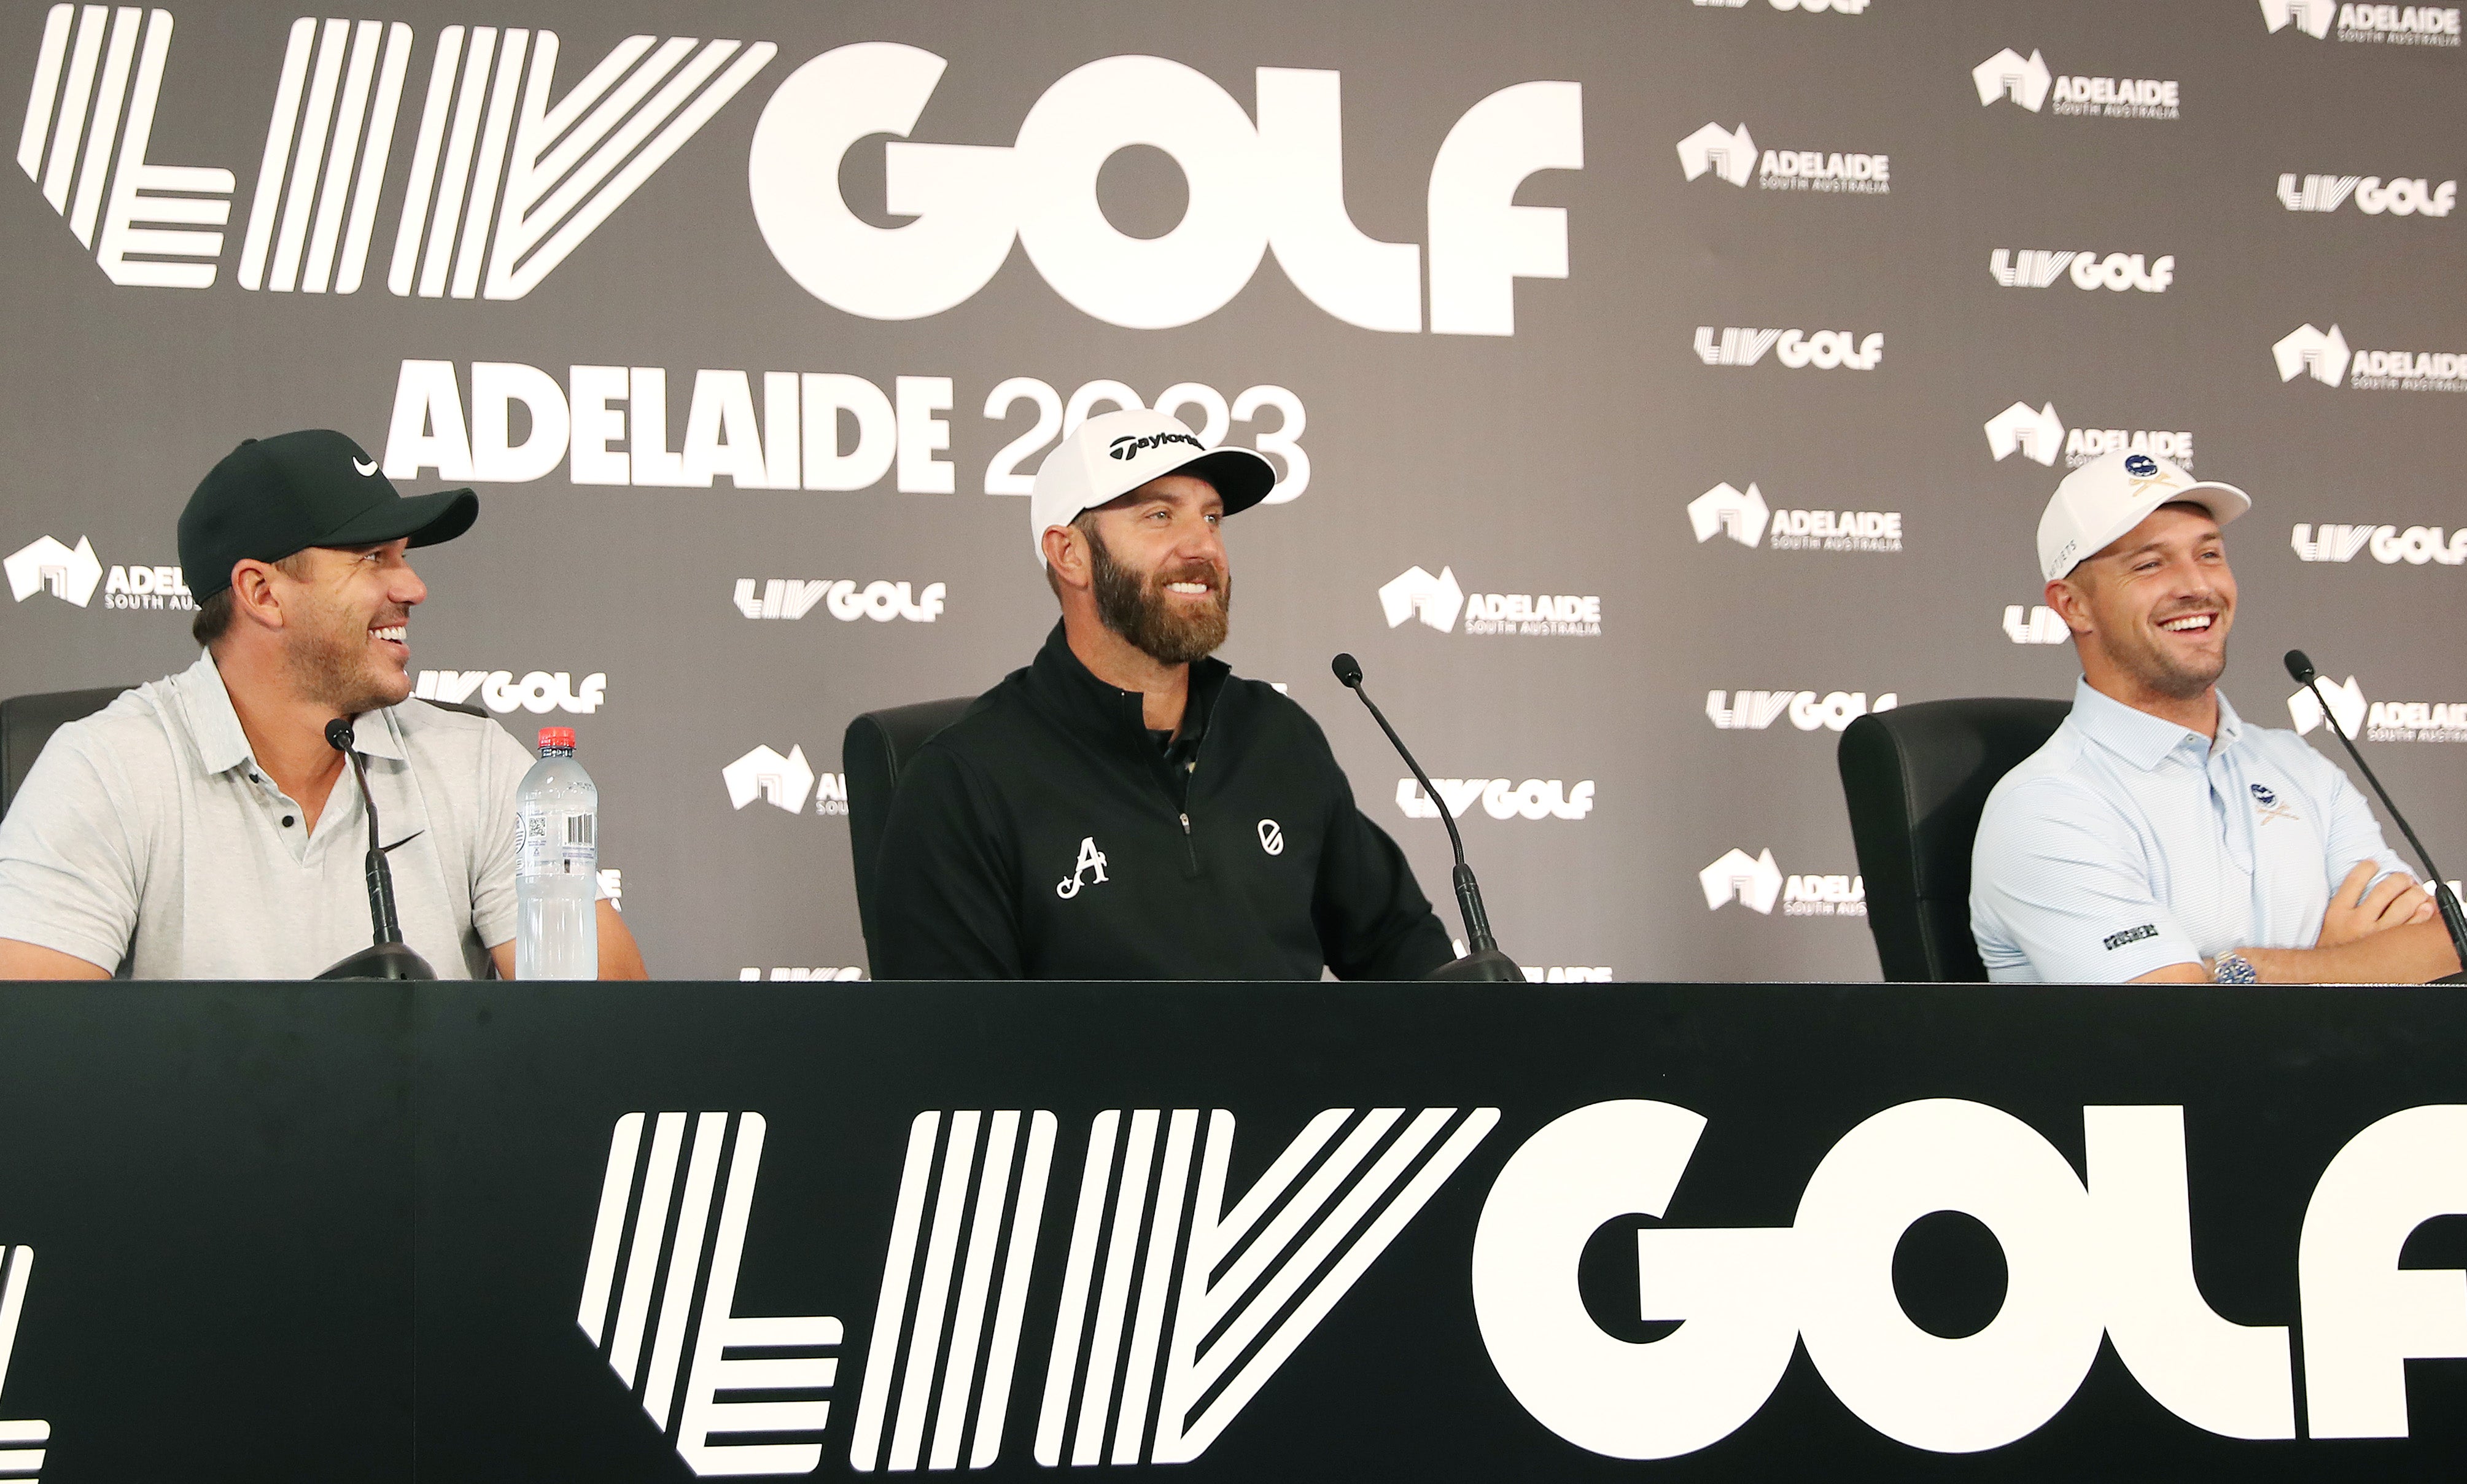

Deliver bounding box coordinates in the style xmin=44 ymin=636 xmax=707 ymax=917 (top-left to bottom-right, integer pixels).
xmin=1179 ymin=812 xmax=1192 ymax=835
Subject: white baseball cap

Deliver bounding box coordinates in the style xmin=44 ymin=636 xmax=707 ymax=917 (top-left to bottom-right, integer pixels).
xmin=1030 ymin=408 xmax=1276 ymax=564
xmin=2037 ymin=449 xmax=2250 ymax=581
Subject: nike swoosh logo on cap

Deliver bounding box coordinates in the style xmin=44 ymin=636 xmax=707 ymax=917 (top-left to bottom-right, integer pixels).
xmin=354 ymin=457 xmax=378 ymax=476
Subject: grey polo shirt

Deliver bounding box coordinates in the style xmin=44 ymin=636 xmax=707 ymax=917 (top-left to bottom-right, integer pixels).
xmin=1970 ymin=678 xmax=2406 ymax=983
xmin=0 ymin=651 xmax=542 ymax=979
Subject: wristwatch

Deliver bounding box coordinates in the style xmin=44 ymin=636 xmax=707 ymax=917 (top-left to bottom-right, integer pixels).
xmin=2210 ymin=951 xmax=2258 ymax=985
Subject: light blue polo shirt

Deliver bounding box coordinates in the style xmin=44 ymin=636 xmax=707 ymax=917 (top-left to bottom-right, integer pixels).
xmin=1971 ymin=678 xmax=2406 ymax=982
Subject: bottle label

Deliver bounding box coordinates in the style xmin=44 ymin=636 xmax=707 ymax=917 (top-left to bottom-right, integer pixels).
xmin=516 ymin=805 xmax=597 ymax=877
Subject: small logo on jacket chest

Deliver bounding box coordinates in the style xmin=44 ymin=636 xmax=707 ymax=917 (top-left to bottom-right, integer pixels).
xmin=1257 ymin=819 xmax=1284 ymax=855
xmin=1057 ymin=837 xmax=1110 ymax=898
xmin=2250 ymin=782 xmax=2301 ymax=825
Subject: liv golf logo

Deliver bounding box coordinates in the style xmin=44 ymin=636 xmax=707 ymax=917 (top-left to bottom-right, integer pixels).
xmin=0 ymin=1245 xmax=47 ymax=1479
xmin=1693 ymin=326 xmax=1881 ymax=369
xmin=575 ymin=1106 xmax=1496 ymax=1474
xmin=1988 ymin=251 xmax=2172 ymax=292
xmin=14 ymin=14 xmax=1587 ymax=336
xmin=2291 ymin=521 xmax=2467 ymax=565
xmin=566 ymin=1095 xmax=2467 ymax=1470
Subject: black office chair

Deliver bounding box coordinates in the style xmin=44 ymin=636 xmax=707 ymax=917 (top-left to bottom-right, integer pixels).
xmin=2 ymin=686 xmax=131 ymax=819
xmin=844 ymin=696 xmax=977 ymax=960
xmin=1 ymin=685 xmax=494 ymax=820
xmin=1837 ymin=697 xmax=2072 ymax=982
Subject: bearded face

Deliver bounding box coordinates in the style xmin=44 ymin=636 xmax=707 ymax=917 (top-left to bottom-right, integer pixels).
xmin=1086 ymin=518 xmax=1231 ymax=666
xmin=2069 ymin=504 xmax=2234 ymax=704
xmin=281 ymin=551 xmax=416 ymax=715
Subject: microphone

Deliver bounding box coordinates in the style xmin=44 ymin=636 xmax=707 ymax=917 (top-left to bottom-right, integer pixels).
xmin=2285 ymin=650 xmax=2467 ymax=981
xmin=1332 ymin=653 xmax=1523 ymax=982
xmin=313 ymin=715 xmax=437 ymax=981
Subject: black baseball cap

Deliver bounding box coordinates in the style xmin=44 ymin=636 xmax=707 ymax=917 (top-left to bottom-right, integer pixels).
xmin=179 ymin=429 xmax=478 ymax=601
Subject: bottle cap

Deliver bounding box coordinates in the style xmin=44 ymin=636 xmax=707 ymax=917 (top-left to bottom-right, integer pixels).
xmin=538 ymin=726 xmax=576 ymax=752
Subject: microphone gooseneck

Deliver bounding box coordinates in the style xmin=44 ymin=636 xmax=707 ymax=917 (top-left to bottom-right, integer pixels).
xmin=312 ymin=716 xmax=433 ymax=980
xmin=1332 ymin=654 xmax=1517 ymax=979
xmin=327 ymin=717 xmax=402 ymax=944
xmin=1332 ymin=654 xmax=1478 ymax=916
xmin=2283 ymin=649 xmax=2467 ymax=976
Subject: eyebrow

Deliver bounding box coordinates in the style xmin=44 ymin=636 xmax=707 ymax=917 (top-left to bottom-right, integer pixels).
xmin=2113 ymin=534 xmax=2221 ymax=564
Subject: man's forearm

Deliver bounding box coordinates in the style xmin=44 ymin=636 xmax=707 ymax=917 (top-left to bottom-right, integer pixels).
xmin=0 ymin=938 xmax=112 ymax=979
xmin=2241 ymin=920 xmax=2462 ymax=984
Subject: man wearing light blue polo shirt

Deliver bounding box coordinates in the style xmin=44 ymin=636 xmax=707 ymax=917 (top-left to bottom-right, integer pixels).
xmin=1972 ymin=450 xmax=2458 ymax=985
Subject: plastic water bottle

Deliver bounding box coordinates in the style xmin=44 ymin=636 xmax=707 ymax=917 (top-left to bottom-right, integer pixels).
xmin=515 ymin=726 xmax=597 ymax=980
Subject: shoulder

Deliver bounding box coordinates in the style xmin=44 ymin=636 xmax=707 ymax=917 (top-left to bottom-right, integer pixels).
xmin=1978 ymin=719 xmax=2096 ymax=815
xmin=907 ymin=670 xmax=1031 ymax=771
xmin=42 ymin=677 xmax=185 ymax=779
xmin=395 ymin=696 xmax=522 ymax=755
xmin=2235 ymin=720 xmax=2345 ymax=786
xmin=1227 ymin=678 xmax=1332 ymax=745
xmin=392 ymin=699 xmax=530 ymax=794
xmin=1975 ymin=724 xmax=2134 ymax=853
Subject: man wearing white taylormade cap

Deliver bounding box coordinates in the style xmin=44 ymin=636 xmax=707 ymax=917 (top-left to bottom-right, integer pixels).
xmin=1970 ymin=450 xmax=2457 ymax=984
xmin=867 ymin=410 xmax=1453 ymax=980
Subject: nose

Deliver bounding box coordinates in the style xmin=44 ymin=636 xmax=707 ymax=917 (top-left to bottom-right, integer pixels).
xmin=1178 ymin=511 xmax=1227 ymax=568
xmin=395 ymin=557 xmax=428 ymax=608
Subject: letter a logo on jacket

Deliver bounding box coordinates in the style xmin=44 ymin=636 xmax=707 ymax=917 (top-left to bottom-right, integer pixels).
xmin=1057 ymin=837 xmax=1109 ymax=898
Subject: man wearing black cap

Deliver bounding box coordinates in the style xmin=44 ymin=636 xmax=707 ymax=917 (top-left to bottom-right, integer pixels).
xmin=868 ymin=409 xmax=1453 ymax=980
xmin=0 ymin=430 xmax=645 ymax=980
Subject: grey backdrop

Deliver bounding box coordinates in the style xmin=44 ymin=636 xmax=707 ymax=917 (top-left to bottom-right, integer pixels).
xmin=3 ymin=0 xmax=2460 ymax=981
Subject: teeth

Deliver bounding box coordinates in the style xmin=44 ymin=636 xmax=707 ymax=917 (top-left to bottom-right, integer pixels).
xmin=2161 ymin=615 xmax=2212 ymax=632
xmin=373 ymin=626 xmax=406 ymax=642
xmin=1166 ymin=582 xmax=1208 ymax=594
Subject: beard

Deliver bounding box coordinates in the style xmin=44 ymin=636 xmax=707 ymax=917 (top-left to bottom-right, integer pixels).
xmin=286 ymin=592 xmax=408 ymax=715
xmin=1087 ymin=526 xmax=1230 ymax=666
xmin=2113 ymin=611 xmax=2228 ymax=701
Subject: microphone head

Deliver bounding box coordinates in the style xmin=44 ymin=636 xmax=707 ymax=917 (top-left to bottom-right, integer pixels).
xmin=1331 ymin=653 xmax=1364 ymax=689
xmin=324 ymin=717 xmax=355 ymax=753
xmin=2284 ymin=650 xmax=2317 ymax=685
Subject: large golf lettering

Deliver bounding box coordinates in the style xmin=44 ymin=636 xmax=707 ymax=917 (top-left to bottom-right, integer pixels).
xmin=747 ymin=43 xmax=1579 ymax=333
xmin=2300 ymin=1106 xmax=2467 ymax=1438
xmin=1476 ymin=1098 xmax=2467 ymax=1458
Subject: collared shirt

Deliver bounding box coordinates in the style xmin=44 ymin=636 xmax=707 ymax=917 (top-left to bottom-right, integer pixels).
xmin=1146 ymin=683 xmax=1213 ymax=807
xmin=0 ymin=651 xmax=545 ymax=979
xmin=870 ymin=623 xmax=1451 ymax=981
xmin=1971 ymin=677 xmax=2406 ymax=982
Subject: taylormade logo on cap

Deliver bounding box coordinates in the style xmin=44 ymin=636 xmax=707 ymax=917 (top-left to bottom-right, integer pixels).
xmin=1109 ymin=430 xmax=1203 ymax=461
xmin=1028 ymin=408 xmax=1276 ymax=564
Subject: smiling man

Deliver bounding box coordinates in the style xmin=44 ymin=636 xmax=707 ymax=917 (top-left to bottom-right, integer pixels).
xmin=1970 ymin=450 xmax=2456 ymax=985
xmin=0 ymin=429 xmax=643 ymax=980
xmin=869 ymin=408 xmax=1453 ymax=980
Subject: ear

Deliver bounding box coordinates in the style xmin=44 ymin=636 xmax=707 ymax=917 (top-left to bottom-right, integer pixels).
xmin=2044 ymin=573 xmax=2094 ymax=636
xmin=1042 ymin=523 xmax=1090 ymax=591
xmin=227 ymin=558 xmax=291 ymax=634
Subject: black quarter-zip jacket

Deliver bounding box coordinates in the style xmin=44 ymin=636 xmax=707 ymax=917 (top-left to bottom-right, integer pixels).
xmin=870 ymin=624 xmax=1454 ymax=981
